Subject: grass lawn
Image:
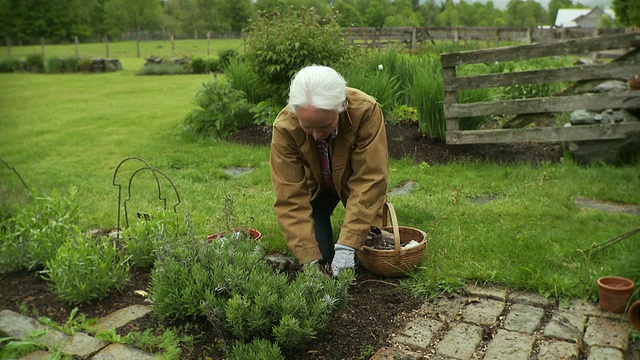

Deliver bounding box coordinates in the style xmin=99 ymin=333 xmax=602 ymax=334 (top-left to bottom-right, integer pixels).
xmin=1 ymin=65 xmax=639 ymax=302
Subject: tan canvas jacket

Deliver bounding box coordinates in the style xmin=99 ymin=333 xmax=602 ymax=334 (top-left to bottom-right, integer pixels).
xmin=270 ymin=87 xmax=389 ymax=263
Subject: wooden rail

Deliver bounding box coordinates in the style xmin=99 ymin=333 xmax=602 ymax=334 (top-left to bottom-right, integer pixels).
xmin=343 ymin=26 xmax=626 ymax=50
xmin=440 ymin=32 xmax=640 ymax=145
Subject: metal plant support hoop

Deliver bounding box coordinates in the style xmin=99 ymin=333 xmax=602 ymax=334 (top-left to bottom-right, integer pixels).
xmin=112 ymin=157 xmax=181 ymax=232
xmin=1 ymin=159 xmax=32 ymax=194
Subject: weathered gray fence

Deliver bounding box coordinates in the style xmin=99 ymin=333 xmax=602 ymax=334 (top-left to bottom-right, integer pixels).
xmin=343 ymin=26 xmax=627 ymax=50
xmin=440 ymin=32 xmax=640 ymax=145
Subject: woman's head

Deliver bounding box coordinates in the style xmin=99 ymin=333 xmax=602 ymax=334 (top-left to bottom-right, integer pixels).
xmin=288 ymin=65 xmax=347 ymax=113
xmin=288 ymin=65 xmax=347 ymax=140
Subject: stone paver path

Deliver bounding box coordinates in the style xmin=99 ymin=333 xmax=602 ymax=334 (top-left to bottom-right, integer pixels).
xmin=1 ymin=284 xmax=637 ymax=359
xmin=374 ymin=285 xmax=635 ymax=359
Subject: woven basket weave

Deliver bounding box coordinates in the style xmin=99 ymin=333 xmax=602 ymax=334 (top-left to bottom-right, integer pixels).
xmin=357 ymin=203 xmax=427 ymax=277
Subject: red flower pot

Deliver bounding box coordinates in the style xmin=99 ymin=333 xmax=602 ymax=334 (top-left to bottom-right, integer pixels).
xmin=207 ymin=228 xmax=262 ymax=243
xmin=597 ymin=276 xmax=635 ymax=313
xmin=629 ymin=300 xmax=640 ymax=332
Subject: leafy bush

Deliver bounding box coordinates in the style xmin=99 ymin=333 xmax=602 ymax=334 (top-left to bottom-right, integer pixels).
xmin=183 ymin=78 xmax=253 ymax=138
xmin=227 ymin=339 xmax=284 ymax=360
xmin=0 ymin=189 xmax=82 ymax=271
xmin=339 ymin=63 xmax=402 ymax=117
xmin=138 ymin=64 xmax=185 ymax=76
xmin=190 ymin=57 xmax=207 ymax=74
xmin=77 ymin=57 xmax=94 ymax=72
xmin=249 ymin=100 xmax=281 ymax=127
xmin=62 ymin=57 xmax=79 ymax=72
xmin=45 ymin=57 xmax=63 ymax=74
xmin=0 ymin=58 xmax=23 ymax=73
xmin=42 ymin=232 xmax=130 ymax=304
xmin=243 ymin=8 xmax=349 ymax=105
xmin=190 ymin=57 xmax=220 ymax=74
xmin=24 ymin=54 xmax=44 ymax=72
xmin=122 ymin=210 xmax=184 ymax=268
xmin=218 ymin=49 xmax=239 ymax=68
xmin=150 ymin=224 xmax=353 ymax=351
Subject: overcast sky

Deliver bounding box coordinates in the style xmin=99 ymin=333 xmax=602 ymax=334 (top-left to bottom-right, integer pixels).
xmin=427 ymin=0 xmax=613 ymax=10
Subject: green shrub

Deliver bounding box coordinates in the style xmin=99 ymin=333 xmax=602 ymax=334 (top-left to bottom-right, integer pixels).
xmin=224 ymin=57 xmax=262 ymax=104
xmin=0 ymin=58 xmax=23 ymax=73
xmin=0 ymin=188 xmax=82 ymax=271
xmin=45 ymin=57 xmax=63 ymax=74
xmin=190 ymin=57 xmax=206 ymax=74
xmin=408 ymin=54 xmax=446 ymax=140
xmin=77 ymin=57 xmax=94 ymax=72
xmin=122 ymin=210 xmax=184 ymax=268
xmin=150 ymin=223 xmax=354 ymax=351
xmin=183 ymin=78 xmax=253 ymax=138
xmin=227 ymin=339 xmax=284 ymax=360
xmin=249 ymin=100 xmax=281 ymax=127
xmin=138 ymin=64 xmax=185 ymax=75
xmin=25 ymin=54 xmax=44 ymax=72
xmin=243 ymin=8 xmax=349 ymax=105
xmin=62 ymin=57 xmax=79 ymax=72
xmin=42 ymin=232 xmax=130 ymax=304
xmin=218 ymin=49 xmax=239 ymax=68
xmin=339 ymin=64 xmax=402 ymax=117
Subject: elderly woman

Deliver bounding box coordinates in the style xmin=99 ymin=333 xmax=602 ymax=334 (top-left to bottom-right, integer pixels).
xmin=269 ymin=65 xmax=389 ymax=276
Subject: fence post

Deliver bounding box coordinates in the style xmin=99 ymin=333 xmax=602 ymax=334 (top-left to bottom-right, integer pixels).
xmin=41 ymin=37 xmax=45 ymax=58
xmin=411 ymin=27 xmax=416 ymax=51
xmin=526 ymin=28 xmax=532 ymax=45
xmin=75 ymin=36 xmax=79 ymax=57
xmin=453 ymin=28 xmax=459 ymax=43
xmin=136 ymin=29 xmax=141 ymax=58
xmin=207 ymin=32 xmax=211 ymax=56
xmin=6 ymin=37 xmax=10 ymax=57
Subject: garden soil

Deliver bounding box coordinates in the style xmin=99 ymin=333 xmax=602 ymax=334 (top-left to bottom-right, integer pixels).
xmin=0 ymin=122 xmax=565 ymax=359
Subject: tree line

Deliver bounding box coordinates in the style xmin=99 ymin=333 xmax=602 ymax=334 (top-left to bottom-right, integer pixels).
xmin=0 ymin=0 xmax=635 ymax=45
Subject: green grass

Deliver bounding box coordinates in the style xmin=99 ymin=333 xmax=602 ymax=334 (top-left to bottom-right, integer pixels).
xmin=0 ymin=39 xmax=243 ymax=60
xmin=1 ymin=69 xmax=639 ymax=302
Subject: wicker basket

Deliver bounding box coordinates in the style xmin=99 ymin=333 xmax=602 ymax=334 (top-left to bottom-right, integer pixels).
xmin=357 ymin=203 xmax=427 ymax=277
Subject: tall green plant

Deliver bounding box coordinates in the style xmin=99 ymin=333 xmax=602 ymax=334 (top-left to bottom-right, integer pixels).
xmin=43 ymin=232 xmax=130 ymax=304
xmin=0 ymin=189 xmax=82 ymax=271
xmin=122 ymin=210 xmax=184 ymax=269
xmin=243 ymin=8 xmax=349 ymax=105
xmin=408 ymin=54 xmax=446 ymax=140
xmin=183 ymin=78 xmax=253 ymax=138
xmin=224 ymin=57 xmax=262 ymax=105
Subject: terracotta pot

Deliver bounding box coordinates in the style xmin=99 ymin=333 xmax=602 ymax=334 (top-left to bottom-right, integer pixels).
xmin=597 ymin=276 xmax=635 ymax=313
xmin=629 ymin=300 xmax=640 ymax=332
xmin=207 ymin=228 xmax=262 ymax=242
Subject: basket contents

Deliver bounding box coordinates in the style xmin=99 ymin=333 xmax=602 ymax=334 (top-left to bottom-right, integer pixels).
xmin=356 ymin=202 xmax=428 ymax=277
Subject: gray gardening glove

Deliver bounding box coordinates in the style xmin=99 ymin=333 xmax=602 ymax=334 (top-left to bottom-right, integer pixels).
xmin=331 ymin=244 xmax=355 ymax=277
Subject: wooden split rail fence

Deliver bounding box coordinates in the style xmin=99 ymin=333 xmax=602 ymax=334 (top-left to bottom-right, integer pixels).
xmin=343 ymin=26 xmax=626 ymax=50
xmin=440 ymin=32 xmax=640 ymax=145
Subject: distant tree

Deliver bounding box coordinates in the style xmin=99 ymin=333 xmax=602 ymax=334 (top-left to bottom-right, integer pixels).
xmin=332 ymin=0 xmax=364 ymax=27
xmin=384 ymin=0 xmax=421 ymax=27
xmin=435 ymin=0 xmax=461 ymax=27
xmin=505 ymin=0 xmax=548 ymax=27
xmin=548 ymin=0 xmax=573 ymax=25
xmin=104 ymin=0 xmax=162 ymax=38
xmin=418 ymin=0 xmax=439 ymax=26
xmin=613 ymin=0 xmax=640 ymax=26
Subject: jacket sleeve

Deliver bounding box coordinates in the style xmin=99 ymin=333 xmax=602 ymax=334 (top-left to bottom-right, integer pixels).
xmin=269 ymin=124 xmax=323 ymax=263
xmin=338 ymin=103 xmax=388 ymax=249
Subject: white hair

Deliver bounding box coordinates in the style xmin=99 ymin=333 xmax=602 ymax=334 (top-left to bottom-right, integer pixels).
xmin=288 ymin=65 xmax=347 ymax=113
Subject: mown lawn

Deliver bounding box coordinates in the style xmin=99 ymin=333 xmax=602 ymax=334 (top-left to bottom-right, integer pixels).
xmin=1 ymin=65 xmax=639 ymax=301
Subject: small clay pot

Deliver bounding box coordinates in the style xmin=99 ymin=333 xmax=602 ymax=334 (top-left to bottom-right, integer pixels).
xmin=597 ymin=276 xmax=635 ymax=313
xmin=629 ymin=75 xmax=640 ymax=91
xmin=207 ymin=228 xmax=262 ymax=242
xmin=629 ymin=300 xmax=640 ymax=332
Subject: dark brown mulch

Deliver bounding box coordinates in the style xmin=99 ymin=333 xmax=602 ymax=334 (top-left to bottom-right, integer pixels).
xmin=231 ymin=121 xmax=563 ymax=165
xmin=0 ymin=122 xmax=562 ymax=359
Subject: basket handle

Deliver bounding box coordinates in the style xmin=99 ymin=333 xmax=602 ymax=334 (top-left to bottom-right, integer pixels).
xmin=381 ymin=203 xmax=402 ymax=259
